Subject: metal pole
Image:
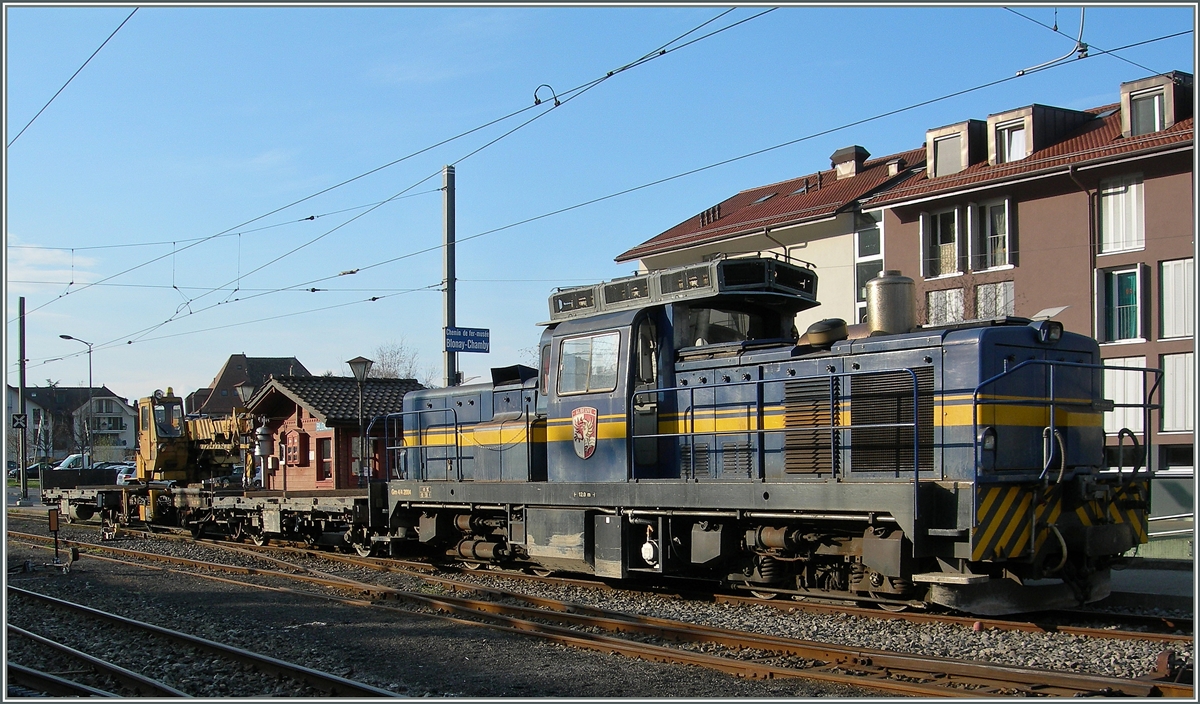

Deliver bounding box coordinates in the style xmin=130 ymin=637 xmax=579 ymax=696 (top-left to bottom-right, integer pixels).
xmin=19 ymin=297 xmax=28 ymax=500
xmin=358 ymin=380 xmax=365 ymax=488
xmin=443 ymin=165 xmax=457 ymax=388
xmin=86 ymin=342 xmax=93 ymax=459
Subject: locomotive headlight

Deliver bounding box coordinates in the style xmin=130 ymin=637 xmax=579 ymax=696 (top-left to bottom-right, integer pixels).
xmin=1030 ymin=320 xmax=1063 ymax=344
xmin=979 ymin=426 xmax=997 ymax=451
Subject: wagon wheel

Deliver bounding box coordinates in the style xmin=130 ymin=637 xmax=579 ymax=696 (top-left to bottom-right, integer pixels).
xmin=229 ymin=522 xmax=244 ymax=541
xmin=528 ymin=567 xmax=554 ymax=577
xmin=461 ymin=562 xmax=487 ymax=571
xmin=354 ymin=543 xmax=373 ymax=558
xmin=250 ymin=531 xmax=269 ymax=547
xmin=749 ymin=590 xmax=779 ymax=600
xmin=870 ymin=593 xmax=909 ymax=612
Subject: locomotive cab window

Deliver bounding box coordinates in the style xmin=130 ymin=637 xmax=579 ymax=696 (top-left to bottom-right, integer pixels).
xmin=558 ymin=331 xmax=620 ymax=395
xmin=679 ymin=305 xmax=779 ymax=348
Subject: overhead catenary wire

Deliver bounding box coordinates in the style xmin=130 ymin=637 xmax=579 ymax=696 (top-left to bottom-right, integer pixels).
xmin=1005 ymin=7 xmax=1167 ymax=77
xmin=16 ymin=25 xmax=1190 ymax=371
xmin=9 ymin=7 xmax=767 ymax=324
xmin=5 ymin=188 xmax=443 ymax=252
xmin=47 ymin=8 xmax=778 ymax=350
xmin=7 ymin=8 xmax=138 ymax=148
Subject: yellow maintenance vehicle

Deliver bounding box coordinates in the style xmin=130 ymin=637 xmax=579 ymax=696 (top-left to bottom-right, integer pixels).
xmin=134 ymin=388 xmax=251 ymax=521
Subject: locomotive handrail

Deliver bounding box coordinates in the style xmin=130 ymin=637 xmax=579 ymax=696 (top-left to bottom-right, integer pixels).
xmin=629 ymin=366 xmax=923 ymax=530
xmin=970 ymin=359 xmax=1163 ymax=485
xmin=374 ymin=408 xmax=464 ymax=481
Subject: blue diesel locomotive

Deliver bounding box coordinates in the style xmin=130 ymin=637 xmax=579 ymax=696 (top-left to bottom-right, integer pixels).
xmin=369 ymin=256 xmax=1152 ymax=615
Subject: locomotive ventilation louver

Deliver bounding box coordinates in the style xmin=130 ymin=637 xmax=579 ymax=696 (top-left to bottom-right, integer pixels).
xmin=549 ymin=256 xmax=818 ymax=322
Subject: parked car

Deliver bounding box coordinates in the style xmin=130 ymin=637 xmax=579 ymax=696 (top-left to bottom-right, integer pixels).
xmin=8 ymin=461 xmax=50 ymax=479
xmin=115 ymin=465 xmax=138 ymax=485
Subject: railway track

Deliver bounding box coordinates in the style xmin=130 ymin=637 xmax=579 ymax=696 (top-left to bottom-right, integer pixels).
xmin=7 ymin=531 xmax=1193 ymax=698
xmin=6 ymin=585 xmax=399 ymax=698
xmin=7 ymin=510 xmax=1193 ymax=641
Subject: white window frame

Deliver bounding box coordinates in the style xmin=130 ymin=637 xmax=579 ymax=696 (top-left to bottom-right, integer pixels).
xmin=1098 ymin=173 xmax=1145 ymax=254
xmin=995 ymin=119 xmax=1026 ymax=163
xmin=853 ymin=217 xmax=884 ymax=324
xmin=975 ymin=281 xmax=1015 ymax=319
xmin=1160 ymin=352 xmax=1194 ymax=433
xmin=969 ymin=198 xmax=1012 ymax=271
xmin=1130 ymin=88 xmax=1166 ymax=136
xmin=926 ymin=288 xmax=964 ymax=326
xmin=1098 ymin=265 xmax=1145 ymax=343
xmin=1103 ymin=356 xmax=1145 ymax=434
xmin=920 ymin=208 xmax=962 ymax=279
xmin=1160 ymin=258 xmax=1194 ymax=339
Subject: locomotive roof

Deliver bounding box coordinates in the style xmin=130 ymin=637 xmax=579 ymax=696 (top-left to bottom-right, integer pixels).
xmin=545 ymin=255 xmax=819 ymax=324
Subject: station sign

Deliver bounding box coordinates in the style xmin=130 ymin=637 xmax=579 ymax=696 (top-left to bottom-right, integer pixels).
xmin=445 ymin=326 xmax=490 ymax=353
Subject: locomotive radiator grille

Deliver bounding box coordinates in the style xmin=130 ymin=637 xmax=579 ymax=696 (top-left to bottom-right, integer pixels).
xmin=681 ymin=442 xmax=711 ymax=479
xmin=848 ymin=368 xmax=934 ymax=474
xmin=783 ymin=377 xmax=838 ymax=474
xmin=721 ymin=442 xmax=752 ymax=478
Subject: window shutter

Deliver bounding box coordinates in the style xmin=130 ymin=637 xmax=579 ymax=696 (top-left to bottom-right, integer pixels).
xmin=1161 ymin=258 xmax=1195 ymax=338
xmin=954 ymin=208 xmax=965 ymax=273
xmin=919 ymin=212 xmax=930 ymax=278
xmin=1002 ymin=197 xmax=1013 ymax=266
xmin=966 ymin=203 xmax=977 ymax=270
xmin=1139 ymin=263 xmax=1150 ymax=340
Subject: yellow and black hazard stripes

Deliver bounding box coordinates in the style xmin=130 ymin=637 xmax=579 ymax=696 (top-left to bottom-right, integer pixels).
xmin=1074 ymin=480 xmax=1149 ymax=544
xmin=972 ymin=485 xmax=1063 ymax=561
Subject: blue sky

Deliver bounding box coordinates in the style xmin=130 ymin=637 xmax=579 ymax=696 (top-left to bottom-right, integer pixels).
xmin=5 ymin=4 xmax=1195 ymax=400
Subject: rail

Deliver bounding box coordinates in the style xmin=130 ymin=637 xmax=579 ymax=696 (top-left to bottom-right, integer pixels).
xmin=371 ymin=408 xmax=464 ymax=481
xmin=629 ymin=367 xmax=923 ymax=528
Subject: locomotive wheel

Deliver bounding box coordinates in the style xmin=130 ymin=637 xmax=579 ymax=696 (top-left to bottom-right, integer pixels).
xmin=528 ymin=567 xmax=554 ymax=577
xmin=749 ymin=590 xmax=779 ymax=600
xmin=461 ymin=562 xmax=486 ymax=570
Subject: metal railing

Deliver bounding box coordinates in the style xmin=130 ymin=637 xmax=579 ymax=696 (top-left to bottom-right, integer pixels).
xmin=629 ymin=367 xmax=924 ymax=525
xmin=371 ymin=408 xmax=464 ymax=481
xmin=971 ymin=358 xmax=1163 ymax=484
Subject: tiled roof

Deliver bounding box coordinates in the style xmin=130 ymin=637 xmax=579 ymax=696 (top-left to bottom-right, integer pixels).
xmin=250 ymin=376 xmax=424 ymax=425
xmin=865 ymin=106 xmax=1194 ymax=208
xmin=615 ymin=147 xmax=927 ymax=263
xmin=23 ymin=386 xmax=126 ymax=413
xmin=197 ymin=354 xmax=312 ymax=417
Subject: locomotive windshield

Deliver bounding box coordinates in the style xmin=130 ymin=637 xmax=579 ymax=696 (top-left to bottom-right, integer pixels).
xmin=679 ymin=305 xmax=781 ymax=347
xmin=155 ymin=400 xmax=184 ymax=437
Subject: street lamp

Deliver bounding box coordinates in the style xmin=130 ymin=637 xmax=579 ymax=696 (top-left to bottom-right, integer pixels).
xmin=60 ymin=334 xmax=94 ymax=458
xmin=234 ymin=382 xmax=256 ymax=406
xmin=347 ymin=356 xmax=374 ymax=487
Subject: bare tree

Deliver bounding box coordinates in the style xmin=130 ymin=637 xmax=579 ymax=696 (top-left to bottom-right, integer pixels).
xmin=367 ymin=339 xmax=439 ymax=387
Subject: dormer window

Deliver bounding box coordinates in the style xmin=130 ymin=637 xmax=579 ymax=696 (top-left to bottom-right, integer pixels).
xmin=925 ymin=120 xmax=984 ymax=178
xmin=1119 ymin=71 xmax=1192 ymax=138
xmin=933 ymin=135 xmax=962 ymax=176
xmin=995 ymin=119 xmax=1026 ymax=163
xmin=1130 ymin=88 xmax=1165 ymax=136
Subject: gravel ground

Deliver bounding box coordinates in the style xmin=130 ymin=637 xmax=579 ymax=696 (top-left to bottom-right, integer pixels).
xmin=5 ymin=515 xmax=1193 ymax=696
xmin=4 ymin=538 xmax=885 ymax=698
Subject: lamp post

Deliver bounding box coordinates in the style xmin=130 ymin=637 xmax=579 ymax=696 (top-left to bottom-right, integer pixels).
xmin=234 ymin=383 xmax=256 ymax=489
xmin=347 ymin=356 xmax=374 ymax=488
xmin=59 ymin=334 xmax=94 ymax=458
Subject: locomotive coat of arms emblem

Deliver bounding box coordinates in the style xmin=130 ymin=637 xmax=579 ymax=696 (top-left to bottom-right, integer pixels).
xmin=571 ymin=406 xmax=598 ymax=460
